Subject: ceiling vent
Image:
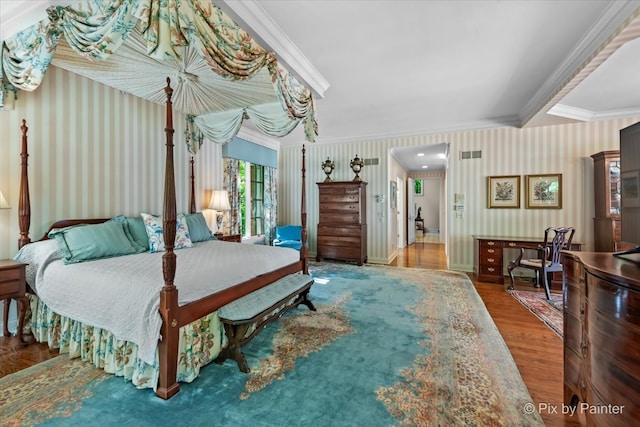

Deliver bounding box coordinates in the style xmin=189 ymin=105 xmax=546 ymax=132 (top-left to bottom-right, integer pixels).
xmin=460 ymin=150 xmax=482 ymax=160
xmin=364 ymin=158 xmax=379 ymax=166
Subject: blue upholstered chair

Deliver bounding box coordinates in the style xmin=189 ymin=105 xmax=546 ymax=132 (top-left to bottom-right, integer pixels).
xmin=273 ymin=225 xmax=303 ymax=251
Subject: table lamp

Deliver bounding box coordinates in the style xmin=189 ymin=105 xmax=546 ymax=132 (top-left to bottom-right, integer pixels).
xmin=208 ymin=190 xmax=230 ymax=236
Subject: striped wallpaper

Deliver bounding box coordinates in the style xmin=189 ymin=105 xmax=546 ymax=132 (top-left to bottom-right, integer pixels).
xmin=280 ymin=116 xmax=640 ymax=270
xmin=1 ymin=65 xmax=639 ymax=274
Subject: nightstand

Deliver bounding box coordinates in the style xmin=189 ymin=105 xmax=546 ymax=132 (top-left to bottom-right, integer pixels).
xmin=1 ymin=260 xmax=29 ymax=346
xmin=217 ymin=234 xmax=242 ymax=243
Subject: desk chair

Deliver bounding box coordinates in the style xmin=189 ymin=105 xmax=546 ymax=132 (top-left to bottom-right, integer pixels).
xmin=507 ymin=227 xmax=575 ymax=300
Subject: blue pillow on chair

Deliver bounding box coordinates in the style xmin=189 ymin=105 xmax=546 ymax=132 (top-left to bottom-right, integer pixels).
xmin=273 ymin=225 xmax=303 ymax=251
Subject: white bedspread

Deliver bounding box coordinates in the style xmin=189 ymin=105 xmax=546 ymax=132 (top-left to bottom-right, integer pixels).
xmin=18 ymin=240 xmax=300 ymax=365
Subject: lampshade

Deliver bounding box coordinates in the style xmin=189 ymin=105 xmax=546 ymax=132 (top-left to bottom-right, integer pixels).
xmin=0 ymin=190 xmax=10 ymax=209
xmin=208 ymin=190 xmax=231 ymax=211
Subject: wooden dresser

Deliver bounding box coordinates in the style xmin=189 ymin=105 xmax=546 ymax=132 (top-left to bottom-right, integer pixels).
xmin=563 ymin=251 xmax=640 ymax=426
xmin=316 ymin=181 xmax=367 ymax=265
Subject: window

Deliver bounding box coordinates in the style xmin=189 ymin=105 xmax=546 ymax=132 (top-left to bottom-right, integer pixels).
xmin=238 ymin=161 xmax=265 ymax=236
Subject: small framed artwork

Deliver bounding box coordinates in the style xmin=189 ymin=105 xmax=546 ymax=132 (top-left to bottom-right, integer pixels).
xmin=414 ymin=179 xmax=423 ymax=196
xmin=621 ymin=169 xmax=640 ymax=208
xmin=390 ymin=181 xmax=397 ymax=209
xmin=525 ymin=174 xmax=562 ymax=209
xmin=487 ymin=175 xmax=520 ymax=208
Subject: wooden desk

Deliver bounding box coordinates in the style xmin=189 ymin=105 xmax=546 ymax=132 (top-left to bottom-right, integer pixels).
xmin=472 ymin=235 xmax=581 ymax=289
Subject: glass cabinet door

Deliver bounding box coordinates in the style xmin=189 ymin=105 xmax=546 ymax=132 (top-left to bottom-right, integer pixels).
xmin=609 ymin=159 xmax=621 ymax=216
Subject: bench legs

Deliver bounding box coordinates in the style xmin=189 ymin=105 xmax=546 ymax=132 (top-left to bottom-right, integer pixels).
xmin=215 ymin=323 xmax=252 ymax=373
xmin=215 ymin=290 xmax=316 ymax=373
xmin=298 ymin=289 xmax=316 ymax=312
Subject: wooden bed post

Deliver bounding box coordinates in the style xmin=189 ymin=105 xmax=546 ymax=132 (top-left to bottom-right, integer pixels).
xmin=157 ymin=78 xmax=180 ymax=400
xmin=18 ymin=119 xmax=31 ymax=249
xmin=189 ymin=156 xmax=196 ymax=214
xmin=300 ymin=145 xmax=309 ymax=274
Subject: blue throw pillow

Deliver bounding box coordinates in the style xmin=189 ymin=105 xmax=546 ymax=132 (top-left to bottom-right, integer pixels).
xmin=109 ymin=215 xmax=147 ymax=251
xmin=48 ymin=221 xmax=145 ymax=264
xmin=185 ymin=212 xmax=214 ymax=242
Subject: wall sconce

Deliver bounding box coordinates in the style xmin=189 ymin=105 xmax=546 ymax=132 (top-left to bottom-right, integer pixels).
xmin=208 ymin=189 xmax=231 ymax=236
xmin=0 ymin=190 xmax=10 ymax=209
xmin=350 ymin=154 xmax=364 ymax=182
xmin=322 ymin=157 xmax=335 ymax=182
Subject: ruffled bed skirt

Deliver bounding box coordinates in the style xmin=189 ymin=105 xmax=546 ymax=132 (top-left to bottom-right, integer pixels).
xmin=26 ymin=294 xmax=226 ymax=390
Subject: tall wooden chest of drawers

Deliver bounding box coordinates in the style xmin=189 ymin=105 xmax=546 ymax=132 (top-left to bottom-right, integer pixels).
xmin=563 ymin=251 xmax=640 ymax=426
xmin=316 ymin=181 xmax=367 ymax=265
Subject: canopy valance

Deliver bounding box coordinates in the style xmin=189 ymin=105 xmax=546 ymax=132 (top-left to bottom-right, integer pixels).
xmin=0 ymin=0 xmax=317 ymax=147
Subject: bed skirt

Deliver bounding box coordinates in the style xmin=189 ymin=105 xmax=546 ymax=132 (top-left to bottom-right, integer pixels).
xmin=26 ymin=294 xmax=226 ymax=390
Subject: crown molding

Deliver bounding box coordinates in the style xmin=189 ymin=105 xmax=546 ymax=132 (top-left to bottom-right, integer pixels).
xmin=218 ymin=0 xmax=330 ymax=99
xmin=519 ymin=1 xmax=640 ymax=126
xmin=236 ymin=126 xmax=281 ymax=151
xmin=550 ymin=103 xmax=640 ymax=121
xmin=279 ymin=115 xmax=522 ymax=147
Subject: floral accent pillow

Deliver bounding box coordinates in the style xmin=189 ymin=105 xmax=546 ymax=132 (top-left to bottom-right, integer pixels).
xmin=141 ymin=213 xmax=193 ymax=253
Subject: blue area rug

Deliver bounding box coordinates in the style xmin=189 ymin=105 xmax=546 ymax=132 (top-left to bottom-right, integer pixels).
xmin=1 ymin=263 xmax=543 ymax=426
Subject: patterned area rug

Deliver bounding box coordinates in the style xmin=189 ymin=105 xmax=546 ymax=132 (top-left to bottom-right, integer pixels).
xmin=509 ymin=289 xmax=563 ymax=338
xmin=0 ymin=356 xmax=110 ymax=426
xmin=1 ymin=263 xmax=543 ymax=426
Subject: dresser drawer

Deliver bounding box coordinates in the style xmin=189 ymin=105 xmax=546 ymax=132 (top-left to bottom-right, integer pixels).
xmin=319 ymin=201 xmax=361 ymax=214
xmin=319 ymin=185 xmax=361 ymax=196
xmin=317 ymin=236 xmax=362 ymax=247
xmin=479 ymin=240 xmax=502 ymax=248
xmin=478 ymin=265 xmax=501 ymax=276
xmin=480 ymin=246 xmax=501 ymax=258
xmin=318 ymin=225 xmax=362 ymax=237
xmin=587 ymin=307 xmax=640 ymax=375
xmin=585 ymin=357 xmax=640 ymax=427
xmin=0 ymin=279 xmax=23 ymax=296
xmin=0 ymin=268 xmax=22 ymax=282
xmin=319 ymin=194 xmax=359 ymax=204
xmin=479 ymin=253 xmax=501 ymax=266
xmin=317 ymin=245 xmax=362 ymax=261
xmin=318 ymin=213 xmax=361 ymax=224
xmin=588 ymin=276 xmax=640 ymax=325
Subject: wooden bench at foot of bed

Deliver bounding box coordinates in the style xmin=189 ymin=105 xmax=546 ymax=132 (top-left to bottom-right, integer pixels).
xmin=214 ymin=272 xmax=315 ymax=373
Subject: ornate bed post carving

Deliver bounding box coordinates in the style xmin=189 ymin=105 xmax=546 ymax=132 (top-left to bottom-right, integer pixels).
xmin=157 ymin=78 xmax=180 ymax=400
xmin=189 ymin=156 xmax=196 ymax=214
xmin=300 ymin=145 xmax=309 ymax=274
xmin=18 ymin=119 xmax=31 ymax=249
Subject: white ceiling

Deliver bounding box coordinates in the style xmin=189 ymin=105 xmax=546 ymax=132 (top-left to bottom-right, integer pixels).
xmin=3 ymin=1 xmax=640 ymax=173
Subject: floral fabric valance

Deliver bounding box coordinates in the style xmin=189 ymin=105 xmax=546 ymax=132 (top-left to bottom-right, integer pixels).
xmin=0 ymin=0 xmax=317 ymax=144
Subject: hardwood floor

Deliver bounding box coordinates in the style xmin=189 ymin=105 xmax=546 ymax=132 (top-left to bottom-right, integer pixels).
xmin=1 ymin=241 xmax=578 ymax=425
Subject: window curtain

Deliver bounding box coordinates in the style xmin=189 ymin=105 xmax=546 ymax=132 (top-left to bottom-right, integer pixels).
xmin=1 ymin=0 xmax=317 ymax=143
xmin=223 ymin=158 xmax=240 ymax=235
xmin=264 ymin=166 xmax=278 ymax=244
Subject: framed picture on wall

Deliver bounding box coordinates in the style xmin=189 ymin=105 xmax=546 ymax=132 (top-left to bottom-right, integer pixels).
xmin=414 ymin=179 xmax=424 ymax=196
xmin=525 ymin=173 xmax=562 ymax=209
xmin=487 ymin=175 xmax=520 ymax=208
xmin=390 ymin=181 xmax=397 ymax=209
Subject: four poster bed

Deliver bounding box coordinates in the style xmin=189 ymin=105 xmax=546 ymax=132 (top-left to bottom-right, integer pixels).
xmin=13 ymin=79 xmax=311 ymax=400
